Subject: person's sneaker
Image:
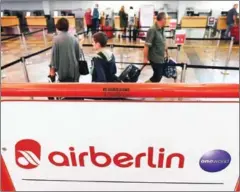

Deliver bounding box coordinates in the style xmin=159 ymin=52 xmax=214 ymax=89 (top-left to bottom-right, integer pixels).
xmin=145 ymin=80 xmax=152 ymax=83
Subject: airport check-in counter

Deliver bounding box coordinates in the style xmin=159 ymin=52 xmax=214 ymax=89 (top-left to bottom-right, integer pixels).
xmin=181 ymin=16 xmax=207 ymax=28
xmin=217 ymin=16 xmax=240 ymax=30
xmin=113 ymin=16 xmax=171 ymax=29
xmin=1 ymin=16 xmax=20 ymax=34
xmin=113 ymin=16 xmax=138 ymax=29
xmin=54 ymin=16 xmax=76 ymax=28
xmin=25 ymin=16 xmax=47 ymax=32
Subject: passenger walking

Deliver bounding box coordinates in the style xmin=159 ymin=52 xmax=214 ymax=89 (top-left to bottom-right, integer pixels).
xmin=128 ymin=6 xmax=135 ymax=28
xmin=85 ymin=8 xmax=92 ymax=36
xmin=91 ymin=4 xmax=100 ymax=34
xmin=119 ymin=6 xmax=128 ymax=36
xmin=143 ymin=12 xmax=168 ymax=83
xmin=91 ymin=32 xmax=118 ymax=82
xmin=49 ymin=18 xmax=81 ymax=82
xmin=224 ymin=4 xmax=238 ymax=38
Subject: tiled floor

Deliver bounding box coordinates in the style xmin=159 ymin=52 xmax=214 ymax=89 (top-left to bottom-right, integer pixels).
xmin=1 ymin=28 xmax=239 ymax=100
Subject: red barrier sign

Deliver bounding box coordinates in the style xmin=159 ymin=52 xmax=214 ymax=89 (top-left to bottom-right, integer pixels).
xmin=175 ymin=30 xmax=186 ymax=45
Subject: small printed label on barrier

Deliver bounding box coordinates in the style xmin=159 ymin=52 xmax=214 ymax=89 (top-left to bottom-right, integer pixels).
xmin=175 ymin=30 xmax=186 ymax=45
xmin=103 ymin=87 xmax=130 ymax=97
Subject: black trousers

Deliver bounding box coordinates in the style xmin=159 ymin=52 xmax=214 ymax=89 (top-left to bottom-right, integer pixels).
xmin=92 ymin=19 xmax=99 ymax=34
xmin=59 ymin=78 xmax=75 ymax=82
xmin=87 ymin=25 xmax=92 ymax=34
xmin=149 ymin=62 xmax=165 ymax=83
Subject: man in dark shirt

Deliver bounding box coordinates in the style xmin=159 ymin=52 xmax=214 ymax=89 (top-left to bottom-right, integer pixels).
xmin=225 ymin=4 xmax=238 ymax=37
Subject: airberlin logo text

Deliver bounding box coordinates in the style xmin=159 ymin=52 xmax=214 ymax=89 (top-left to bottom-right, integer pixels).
xmin=15 ymin=139 xmax=185 ymax=169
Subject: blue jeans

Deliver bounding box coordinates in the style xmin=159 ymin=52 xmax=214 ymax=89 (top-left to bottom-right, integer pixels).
xmin=224 ymin=24 xmax=234 ymax=37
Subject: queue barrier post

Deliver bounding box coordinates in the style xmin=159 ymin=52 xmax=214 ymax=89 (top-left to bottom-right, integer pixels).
xmin=21 ymin=57 xmax=30 ymax=83
xmin=180 ymin=63 xmax=187 ymax=83
xmin=110 ymin=44 xmax=113 ymax=52
xmin=21 ymin=33 xmax=28 ymax=53
xmin=16 ymin=25 xmax=22 ymax=43
xmin=212 ymin=33 xmax=221 ymax=62
xmin=21 ymin=57 xmax=33 ymax=100
xmin=221 ymin=36 xmax=234 ymax=75
xmin=176 ymin=45 xmax=181 ymax=62
xmin=208 ymin=27 xmax=212 ymax=38
xmin=120 ymin=50 xmax=124 ymax=69
xmin=42 ymin=28 xmax=47 ymax=47
xmin=172 ymin=29 xmax=176 ymax=45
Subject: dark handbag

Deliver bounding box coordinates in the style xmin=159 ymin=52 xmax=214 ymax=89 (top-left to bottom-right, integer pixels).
xmin=119 ymin=65 xmax=145 ymax=82
xmin=78 ymin=49 xmax=89 ymax=75
xmin=163 ymin=58 xmax=177 ymax=79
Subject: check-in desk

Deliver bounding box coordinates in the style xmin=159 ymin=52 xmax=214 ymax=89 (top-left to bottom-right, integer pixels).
xmin=113 ymin=16 xmax=171 ymax=29
xmin=114 ymin=16 xmax=120 ymax=29
xmin=217 ymin=16 xmax=239 ymax=30
xmin=1 ymin=16 xmax=20 ymax=34
xmin=181 ymin=16 xmax=207 ymax=28
xmin=217 ymin=16 xmax=227 ymax=30
xmin=54 ymin=16 xmax=76 ymax=28
xmin=25 ymin=16 xmax=47 ymax=32
xmin=26 ymin=16 xmax=47 ymax=27
xmin=113 ymin=16 xmax=140 ymax=29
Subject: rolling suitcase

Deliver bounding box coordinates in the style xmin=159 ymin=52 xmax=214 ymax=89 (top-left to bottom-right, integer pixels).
xmin=230 ymin=25 xmax=239 ymax=44
xmin=119 ymin=65 xmax=145 ymax=82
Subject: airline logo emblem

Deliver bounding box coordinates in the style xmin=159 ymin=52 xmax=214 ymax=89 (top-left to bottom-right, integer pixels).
xmin=15 ymin=139 xmax=41 ymax=169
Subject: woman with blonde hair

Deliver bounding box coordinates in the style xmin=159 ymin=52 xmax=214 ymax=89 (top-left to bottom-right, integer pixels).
xmin=119 ymin=6 xmax=127 ymax=36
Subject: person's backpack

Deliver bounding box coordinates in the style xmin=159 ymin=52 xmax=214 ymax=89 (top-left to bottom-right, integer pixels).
xmin=95 ymin=52 xmax=120 ymax=82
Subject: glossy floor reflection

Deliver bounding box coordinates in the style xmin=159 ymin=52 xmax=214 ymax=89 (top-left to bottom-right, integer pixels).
xmin=1 ymin=28 xmax=239 ymax=86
